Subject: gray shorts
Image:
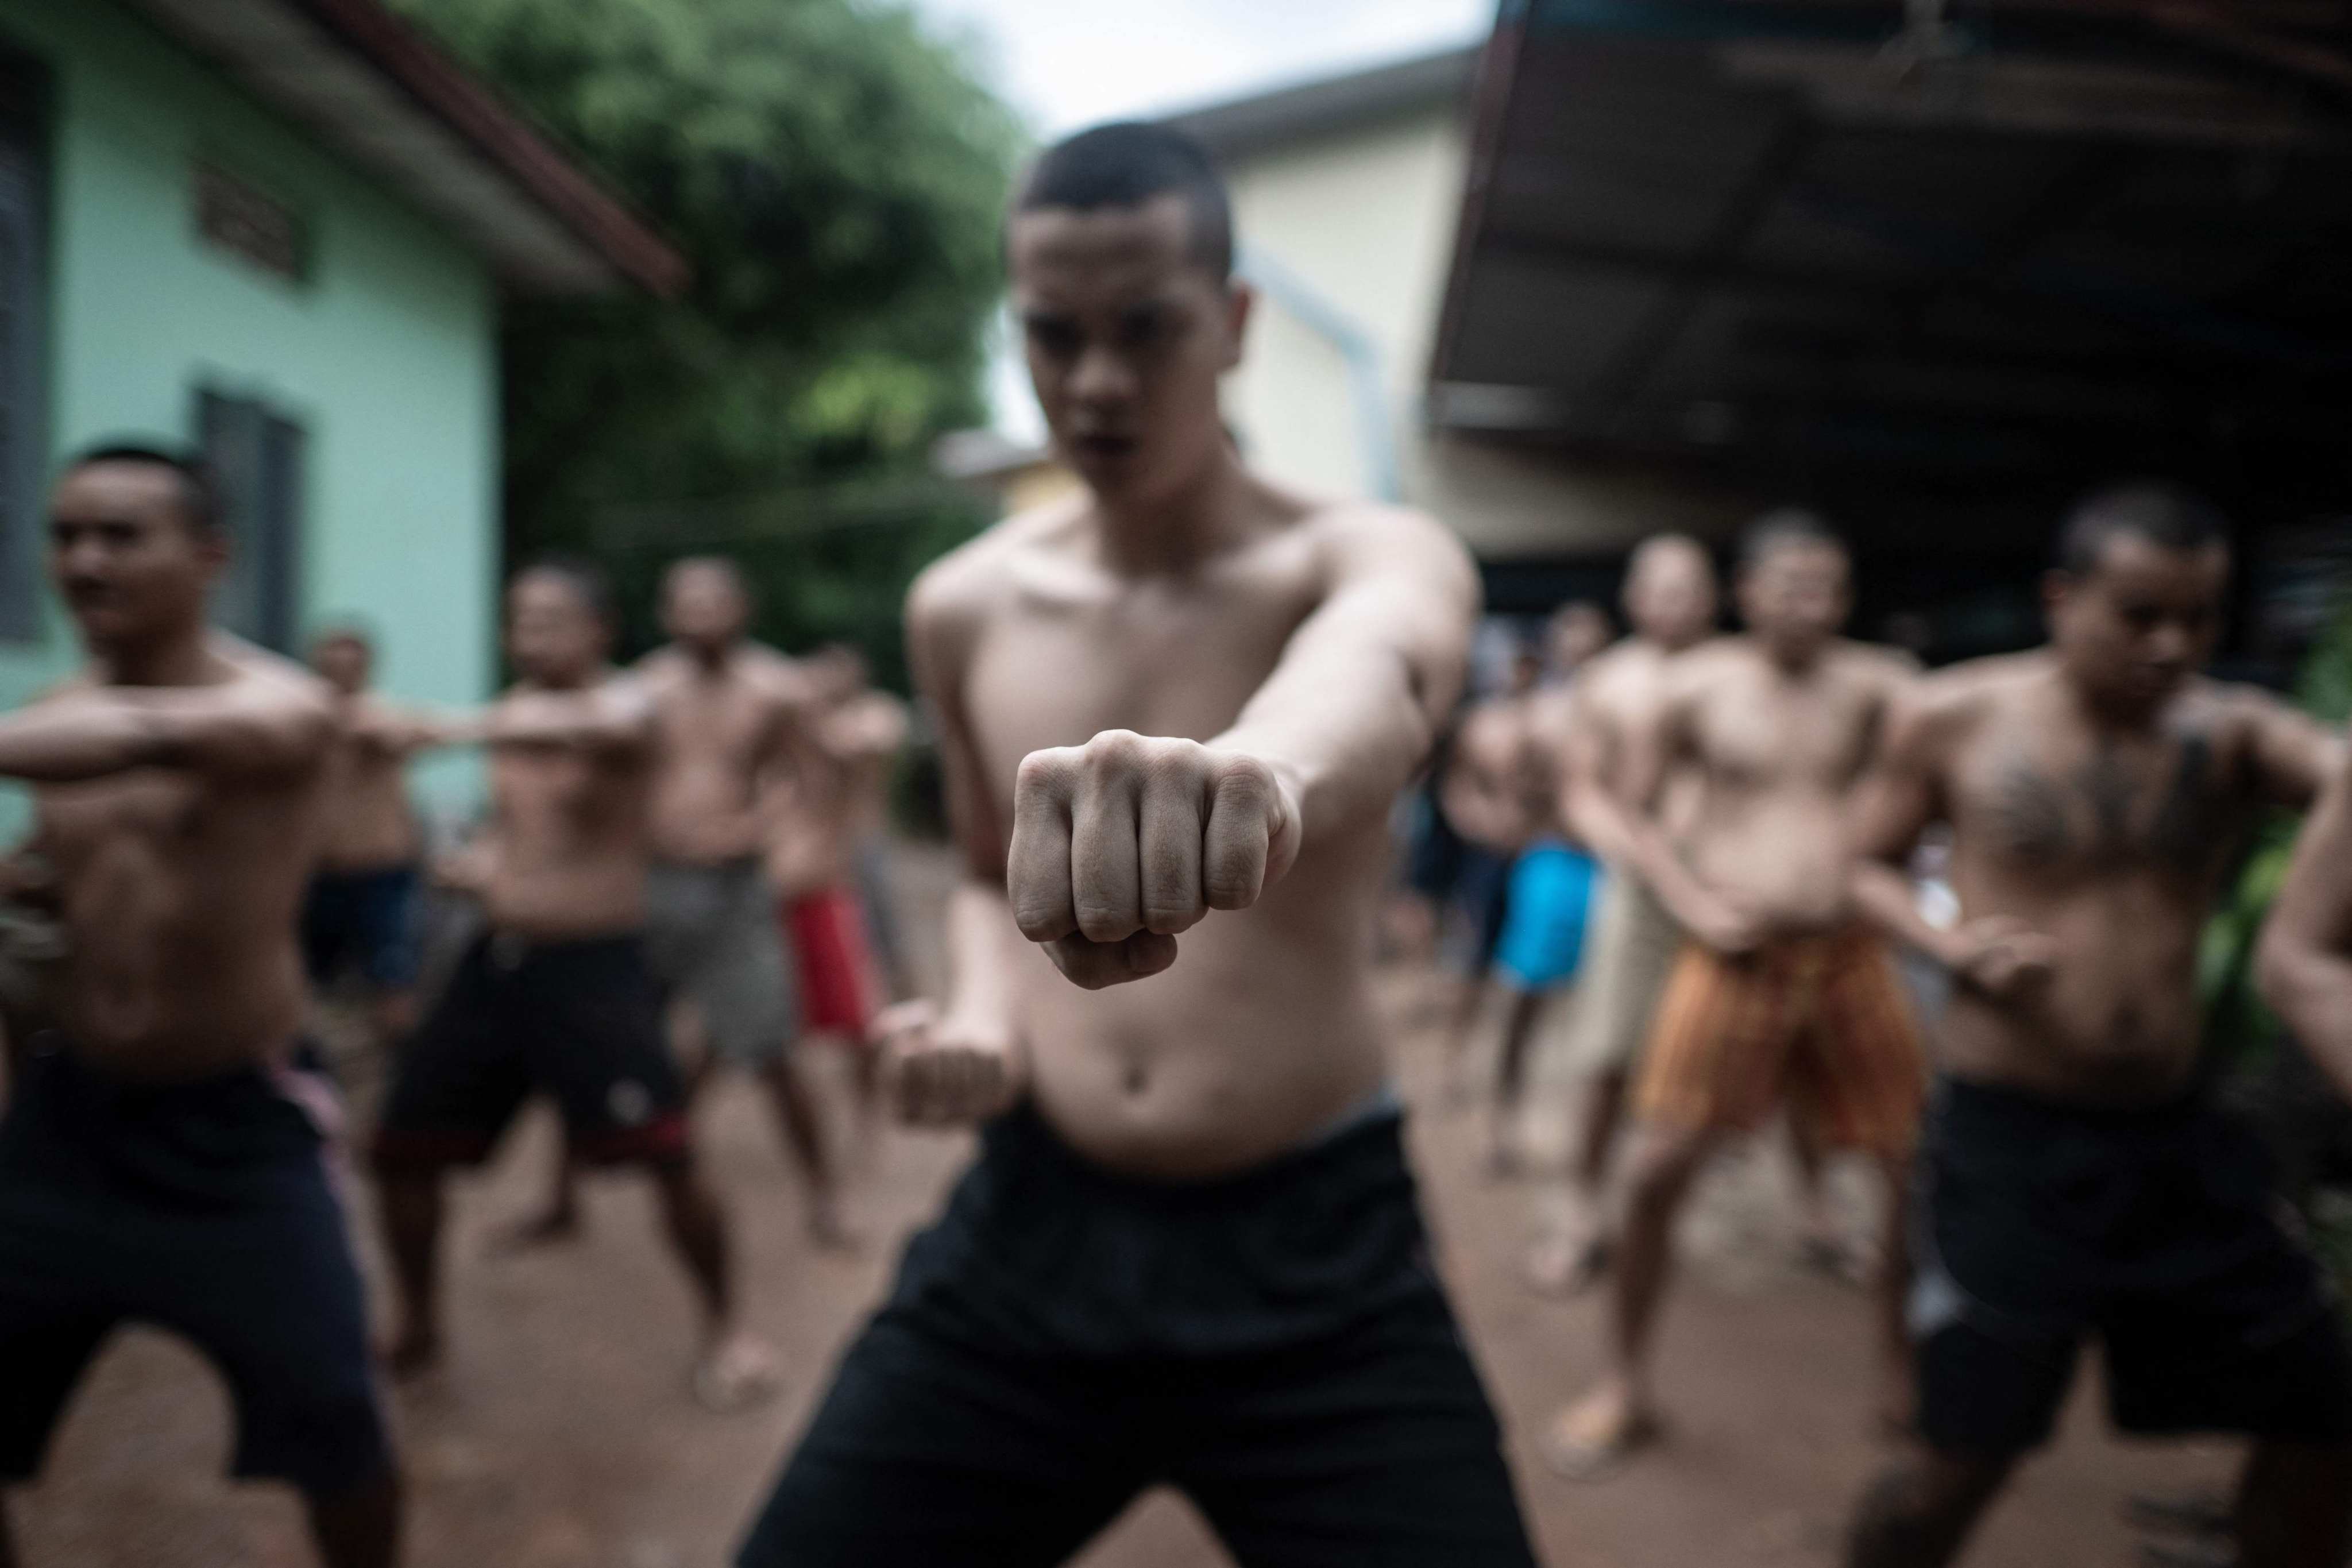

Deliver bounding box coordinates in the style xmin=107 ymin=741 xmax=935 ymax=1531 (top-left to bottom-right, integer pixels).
xmin=644 ymin=859 xmax=796 ymax=1066
xmin=1557 ymin=868 xmax=1682 ymax=1076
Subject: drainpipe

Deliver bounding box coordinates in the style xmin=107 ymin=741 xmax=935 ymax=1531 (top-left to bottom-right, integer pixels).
xmin=1236 ymin=243 xmax=1403 ymax=504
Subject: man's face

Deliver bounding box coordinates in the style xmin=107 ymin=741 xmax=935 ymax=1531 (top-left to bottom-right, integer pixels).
xmin=311 ymin=635 xmax=372 ymax=694
xmin=2048 ymin=534 xmax=2226 ymax=712
xmin=507 ymin=574 xmax=608 ymax=685
xmin=1738 ymin=541 xmax=1850 ymax=660
xmin=1547 ymin=607 xmax=1612 ymax=673
xmin=807 ymin=646 xmax=867 ymax=705
xmin=1009 ymin=194 xmax=1248 ymax=507
xmin=48 ymin=462 xmax=225 ymax=649
xmin=1625 ymin=548 xmax=1717 ymax=648
xmin=661 ymin=563 xmax=747 ymax=651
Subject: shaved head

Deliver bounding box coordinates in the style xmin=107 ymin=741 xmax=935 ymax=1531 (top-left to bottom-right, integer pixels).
xmin=1623 ymin=532 xmax=1718 ymax=650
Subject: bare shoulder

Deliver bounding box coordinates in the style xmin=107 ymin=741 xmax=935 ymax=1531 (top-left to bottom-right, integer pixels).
xmin=2180 ymin=674 xmax=2310 ymax=741
xmin=1660 ymin=635 xmax=1746 ymax=695
xmin=1303 ymin=497 xmax=1476 ymax=597
xmin=1831 ymin=639 xmax=1922 ymax=688
xmin=219 ymin=638 xmax=335 ymax=723
xmin=1898 ymin=651 xmax=2045 ymax=738
xmin=910 ymin=496 xmax=1078 ymax=624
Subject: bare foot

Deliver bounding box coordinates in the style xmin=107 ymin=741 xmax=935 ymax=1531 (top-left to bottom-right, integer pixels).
xmin=693 ymin=1331 xmax=783 ymax=1413
xmin=1523 ymin=1219 xmax=1611 ymax=1298
xmin=380 ymin=1326 xmax=442 ymax=1381
xmin=485 ymin=1206 xmax=582 ymax=1258
xmin=1540 ymin=1381 xmax=1659 ymax=1481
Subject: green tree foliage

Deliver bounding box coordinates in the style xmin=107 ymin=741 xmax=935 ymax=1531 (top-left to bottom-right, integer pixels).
xmin=391 ymin=0 xmax=1022 ymax=682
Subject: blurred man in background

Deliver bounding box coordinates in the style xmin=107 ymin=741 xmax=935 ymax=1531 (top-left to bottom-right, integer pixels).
xmin=370 ymin=559 xmax=779 ymax=1412
xmin=1848 ymin=484 xmax=2351 ymax=1567
xmin=1524 ymin=535 xmax=1718 ymax=1294
xmin=1480 ymin=602 xmax=1613 ymax=1173
xmin=1438 ymin=643 xmax=1541 ymax=1097
xmin=0 ymin=446 xmax=399 ymax=1568
xmin=304 ymin=625 xmax=468 ymax=1056
xmin=635 ymin=558 xmax=849 ymax=1246
xmin=765 ymin=643 xmax=907 ymax=1146
xmin=736 ymin=121 xmax=1538 ymax=1567
xmin=1548 ymin=513 xmax=1925 ymax=1476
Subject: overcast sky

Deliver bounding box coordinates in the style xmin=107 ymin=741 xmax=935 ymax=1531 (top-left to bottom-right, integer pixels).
xmin=909 ymin=0 xmax=1492 ymax=135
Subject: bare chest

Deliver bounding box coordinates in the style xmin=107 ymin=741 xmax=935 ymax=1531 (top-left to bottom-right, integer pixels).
xmin=40 ymin=772 xmax=208 ymax=873
xmin=654 ymin=690 xmax=770 ymax=780
xmin=1952 ymin=717 xmax=2245 ymax=883
xmin=1692 ymin=673 xmax=1879 ymax=792
xmin=961 ymin=584 xmax=1312 ymax=814
xmin=494 ymin=747 xmax=643 ymax=832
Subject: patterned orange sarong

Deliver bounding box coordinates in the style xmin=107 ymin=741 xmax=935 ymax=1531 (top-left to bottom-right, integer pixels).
xmin=1634 ymin=924 xmax=1927 ymax=1157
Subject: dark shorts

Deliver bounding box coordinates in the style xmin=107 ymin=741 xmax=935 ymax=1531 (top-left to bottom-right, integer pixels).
xmin=301 ymin=863 xmax=423 ymax=990
xmin=0 ymin=1045 xmax=390 ymax=1496
xmin=1913 ymin=1077 xmax=2352 ymax=1455
xmin=737 ymin=1097 xmax=1537 ymax=1568
xmin=371 ymin=931 xmax=688 ymax=1171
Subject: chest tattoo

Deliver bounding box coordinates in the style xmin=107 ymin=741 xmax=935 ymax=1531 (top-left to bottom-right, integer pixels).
xmin=1992 ymin=732 xmax=2230 ymax=874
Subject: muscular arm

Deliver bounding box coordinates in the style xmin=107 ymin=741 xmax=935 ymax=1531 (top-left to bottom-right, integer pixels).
xmin=477 ymin=681 xmax=651 ymax=754
xmin=1848 ymin=689 xmax=1963 ymax=964
xmin=1558 ymin=681 xmax=1640 ymax=866
xmin=1608 ymin=674 xmax=1746 ymax=944
xmin=2258 ymin=750 xmax=2352 ymax=1101
xmin=0 ymin=679 xmax=331 ymax=782
xmin=1210 ymin=508 xmax=1478 ymax=862
xmin=2241 ymin=692 xmax=2342 ymax=810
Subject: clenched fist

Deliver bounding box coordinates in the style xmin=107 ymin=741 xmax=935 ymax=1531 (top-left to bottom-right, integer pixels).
xmin=879 ymin=999 xmax=1023 ymax=1126
xmin=1007 ymin=731 xmax=1301 ymax=989
xmin=1943 ymin=915 xmax=2057 ymax=1002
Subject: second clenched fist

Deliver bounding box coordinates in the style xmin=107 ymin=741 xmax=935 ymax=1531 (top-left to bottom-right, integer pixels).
xmin=1007 ymin=730 xmax=1300 ymax=990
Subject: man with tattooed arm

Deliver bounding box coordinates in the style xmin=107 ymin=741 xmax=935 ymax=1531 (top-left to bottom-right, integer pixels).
xmin=1841 ymin=483 xmax=2352 ymax=1567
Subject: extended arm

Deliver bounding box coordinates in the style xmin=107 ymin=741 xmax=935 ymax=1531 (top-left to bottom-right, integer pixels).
xmin=0 ymin=678 xmax=330 ymax=782
xmin=2258 ymin=749 xmax=2352 ymax=1101
xmin=476 ymin=680 xmax=650 ymax=753
xmin=1005 ymin=507 xmax=1478 ymax=988
xmin=1209 ymin=509 xmax=1476 ymax=860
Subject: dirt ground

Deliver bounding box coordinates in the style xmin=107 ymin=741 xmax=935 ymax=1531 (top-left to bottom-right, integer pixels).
xmin=6 ymin=844 xmax=2244 ymax=1567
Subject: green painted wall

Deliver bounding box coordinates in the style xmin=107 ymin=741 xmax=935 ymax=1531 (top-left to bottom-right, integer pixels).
xmin=0 ymin=0 xmax=497 ymax=829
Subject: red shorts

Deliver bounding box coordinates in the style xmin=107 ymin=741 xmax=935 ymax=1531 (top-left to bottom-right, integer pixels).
xmin=783 ymin=886 xmax=881 ymax=1041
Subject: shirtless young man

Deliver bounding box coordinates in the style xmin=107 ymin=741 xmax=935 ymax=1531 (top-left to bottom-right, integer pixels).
xmin=1523 ymin=535 xmax=1718 ymax=1293
xmin=303 ymin=626 xmax=465 ymax=1048
xmin=370 ymin=559 xmax=778 ymax=1409
xmin=735 ymin=122 xmax=1538 ymax=1568
xmin=1548 ymin=512 xmax=1927 ymax=1475
xmin=1846 ymin=485 xmax=2352 ymax=1567
xmin=1476 ymin=604 xmax=1612 ymax=1172
xmin=635 ymin=558 xmax=848 ymax=1244
xmin=0 ymin=446 xmax=399 ymax=1568
xmin=1436 ymin=644 xmax=1542 ymax=1094
xmin=763 ymin=644 xmax=908 ymax=1138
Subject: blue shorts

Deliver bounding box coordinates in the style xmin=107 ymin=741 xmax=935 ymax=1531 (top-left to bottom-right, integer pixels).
xmin=302 ymin=863 xmax=423 ymax=990
xmin=1492 ymin=842 xmax=1599 ymax=991
xmin=0 ymin=1045 xmax=392 ymax=1496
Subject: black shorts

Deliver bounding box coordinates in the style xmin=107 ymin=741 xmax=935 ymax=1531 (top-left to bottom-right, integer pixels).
xmin=371 ymin=931 xmax=688 ymax=1171
xmin=737 ymin=1098 xmax=1537 ymax=1568
xmin=1913 ymin=1077 xmax=2352 ymax=1455
xmin=301 ymin=863 xmax=424 ymax=990
xmin=0 ymin=1045 xmax=390 ymax=1496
